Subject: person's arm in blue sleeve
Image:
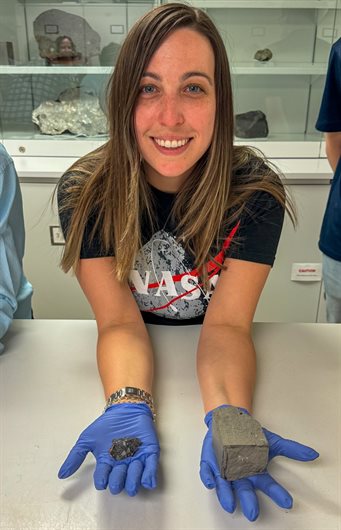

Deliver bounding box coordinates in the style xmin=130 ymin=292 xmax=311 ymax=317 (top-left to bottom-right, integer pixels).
xmin=316 ymin=39 xmax=341 ymax=171
xmin=0 ymin=148 xmax=31 ymax=352
xmin=325 ymin=132 xmax=341 ymax=172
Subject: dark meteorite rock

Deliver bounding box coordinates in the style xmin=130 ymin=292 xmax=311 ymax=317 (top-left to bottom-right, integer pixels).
xmin=235 ymin=110 xmax=269 ymax=138
xmin=212 ymin=407 xmax=269 ymax=481
xmin=254 ymin=48 xmax=273 ymax=62
xmin=109 ymin=438 xmax=142 ymax=460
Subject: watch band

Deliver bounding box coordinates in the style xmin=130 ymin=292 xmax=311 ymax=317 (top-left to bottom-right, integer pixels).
xmin=105 ymin=386 xmax=156 ymax=419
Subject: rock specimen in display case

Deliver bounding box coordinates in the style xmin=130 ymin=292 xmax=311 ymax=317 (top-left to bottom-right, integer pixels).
xmin=34 ymin=9 xmax=101 ymax=65
xmin=254 ymin=48 xmax=273 ymax=62
xmin=235 ymin=110 xmax=269 ymax=138
xmin=99 ymin=42 xmax=122 ymax=66
xmin=32 ymin=94 xmax=108 ymax=136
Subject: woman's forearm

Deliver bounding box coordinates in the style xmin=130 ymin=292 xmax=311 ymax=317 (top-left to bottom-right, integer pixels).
xmin=197 ymin=323 xmax=256 ymax=414
xmin=97 ymin=322 xmax=154 ymax=399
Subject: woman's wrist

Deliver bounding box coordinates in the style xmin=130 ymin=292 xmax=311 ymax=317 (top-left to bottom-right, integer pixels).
xmin=104 ymin=386 xmax=156 ymax=419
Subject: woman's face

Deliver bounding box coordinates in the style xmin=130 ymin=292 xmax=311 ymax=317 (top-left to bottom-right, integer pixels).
xmin=134 ymin=28 xmax=216 ymax=193
xmin=59 ymin=38 xmax=73 ymax=55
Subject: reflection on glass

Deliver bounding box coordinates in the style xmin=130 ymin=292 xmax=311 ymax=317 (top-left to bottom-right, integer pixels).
xmin=36 ymin=34 xmax=85 ymax=66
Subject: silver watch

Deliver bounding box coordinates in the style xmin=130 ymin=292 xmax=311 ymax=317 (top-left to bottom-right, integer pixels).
xmin=105 ymin=386 xmax=154 ymax=412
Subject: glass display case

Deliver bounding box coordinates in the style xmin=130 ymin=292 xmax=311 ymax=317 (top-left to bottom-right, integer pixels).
xmin=0 ymin=0 xmax=340 ymax=161
xmin=0 ymin=0 xmax=155 ymax=158
xmin=200 ymin=0 xmax=341 ymax=158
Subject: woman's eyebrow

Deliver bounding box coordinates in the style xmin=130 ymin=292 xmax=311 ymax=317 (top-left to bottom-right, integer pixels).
xmin=181 ymin=71 xmax=213 ymax=85
xmin=141 ymin=71 xmax=213 ymax=85
xmin=141 ymin=72 xmax=160 ymax=80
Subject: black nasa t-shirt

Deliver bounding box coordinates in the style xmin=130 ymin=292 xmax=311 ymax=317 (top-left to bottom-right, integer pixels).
xmin=58 ymin=179 xmax=284 ymax=325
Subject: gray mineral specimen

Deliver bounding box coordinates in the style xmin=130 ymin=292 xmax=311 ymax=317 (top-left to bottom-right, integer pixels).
xmin=254 ymin=48 xmax=273 ymax=62
xmin=32 ymin=96 xmax=108 ymax=136
xmin=212 ymin=406 xmax=269 ymax=481
xmin=235 ymin=110 xmax=269 ymax=138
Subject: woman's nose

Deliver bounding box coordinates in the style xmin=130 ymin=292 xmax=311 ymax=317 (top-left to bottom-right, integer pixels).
xmin=158 ymin=96 xmax=185 ymax=127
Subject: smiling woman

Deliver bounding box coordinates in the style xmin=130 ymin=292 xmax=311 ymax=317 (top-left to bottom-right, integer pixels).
xmin=134 ymin=28 xmax=216 ymax=192
xmin=55 ymin=2 xmax=318 ymax=522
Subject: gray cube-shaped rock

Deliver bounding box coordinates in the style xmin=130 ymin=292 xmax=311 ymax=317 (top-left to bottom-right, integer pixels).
xmin=212 ymin=406 xmax=269 ymax=481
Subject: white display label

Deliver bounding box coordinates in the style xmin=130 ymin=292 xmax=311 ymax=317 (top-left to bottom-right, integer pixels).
xmin=291 ymin=263 xmax=322 ymax=282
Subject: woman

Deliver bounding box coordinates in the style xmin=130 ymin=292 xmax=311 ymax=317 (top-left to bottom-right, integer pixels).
xmin=57 ymin=3 xmax=318 ymax=522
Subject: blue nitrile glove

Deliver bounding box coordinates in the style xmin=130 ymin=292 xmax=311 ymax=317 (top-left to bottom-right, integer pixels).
xmin=200 ymin=405 xmax=319 ymax=522
xmin=58 ymin=403 xmax=160 ymax=496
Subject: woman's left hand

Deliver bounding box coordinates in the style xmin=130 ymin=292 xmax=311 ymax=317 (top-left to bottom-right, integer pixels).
xmin=199 ymin=407 xmax=319 ymax=522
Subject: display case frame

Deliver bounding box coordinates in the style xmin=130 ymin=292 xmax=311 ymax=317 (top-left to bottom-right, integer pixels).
xmin=0 ymin=0 xmax=339 ymax=172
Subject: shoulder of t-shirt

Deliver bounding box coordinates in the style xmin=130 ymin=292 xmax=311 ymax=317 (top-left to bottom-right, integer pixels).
xmin=240 ymin=189 xmax=284 ymax=227
xmin=228 ymin=160 xmax=285 ymax=233
xmin=57 ymin=171 xmax=81 ymax=205
xmin=57 ymin=171 xmax=86 ymax=238
xmin=232 ymin=155 xmax=284 ymax=220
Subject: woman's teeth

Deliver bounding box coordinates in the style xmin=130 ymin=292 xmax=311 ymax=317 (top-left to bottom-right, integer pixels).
xmin=154 ymin=138 xmax=189 ymax=149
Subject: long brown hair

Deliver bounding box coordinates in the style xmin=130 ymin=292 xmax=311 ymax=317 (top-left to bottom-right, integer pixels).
xmin=58 ymin=3 xmax=295 ymax=281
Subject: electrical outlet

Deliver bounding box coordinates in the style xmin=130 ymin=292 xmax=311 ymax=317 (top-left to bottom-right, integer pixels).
xmin=50 ymin=225 xmax=65 ymax=246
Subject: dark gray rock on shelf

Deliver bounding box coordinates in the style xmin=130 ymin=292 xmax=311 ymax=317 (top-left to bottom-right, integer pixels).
xmin=212 ymin=406 xmax=269 ymax=481
xmin=235 ymin=110 xmax=269 ymax=138
xmin=254 ymin=48 xmax=273 ymax=62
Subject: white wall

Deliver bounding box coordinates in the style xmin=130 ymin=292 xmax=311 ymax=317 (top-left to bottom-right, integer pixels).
xmin=21 ymin=179 xmax=94 ymax=319
xmin=20 ymin=177 xmax=330 ymax=323
xmin=254 ymin=182 xmax=329 ymax=322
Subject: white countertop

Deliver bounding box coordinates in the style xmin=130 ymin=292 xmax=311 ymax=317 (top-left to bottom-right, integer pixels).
xmin=1 ymin=320 xmax=340 ymax=529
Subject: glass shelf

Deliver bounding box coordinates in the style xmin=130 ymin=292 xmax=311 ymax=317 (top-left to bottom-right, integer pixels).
xmin=0 ymin=66 xmax=113 ymax=74
xmin=0 ymin=0 xmax=337 ymax=153
xmin=185 ymin=1 xmax=340 ymax=9
xmin=232 ymin=63 xmax=327 ymax=75
xmin=0 ymin=63 xmax=328 ymax=75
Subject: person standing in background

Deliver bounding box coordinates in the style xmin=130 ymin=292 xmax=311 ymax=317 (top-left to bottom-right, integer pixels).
xmin=0 ymin=144 xmax=33 ymax=353
xmin=316 ymin=37 xmax=341 ymax=322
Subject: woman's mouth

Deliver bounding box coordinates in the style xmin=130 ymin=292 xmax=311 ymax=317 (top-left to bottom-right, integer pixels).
xmin=154 ymin=137 xmax=190 ymax=148
xmin=152 ymin=137 xmax=191 ymax=153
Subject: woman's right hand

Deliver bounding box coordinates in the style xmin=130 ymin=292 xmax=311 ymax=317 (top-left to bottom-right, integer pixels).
xmin=58 ymin=402 xmax=160 ymax=496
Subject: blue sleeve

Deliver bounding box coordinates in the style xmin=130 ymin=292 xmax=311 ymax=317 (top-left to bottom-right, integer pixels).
xmin=316 ymin=38 xmax=341 ymax=132
xmin=0 ymin=147 xmax=31 ymax=351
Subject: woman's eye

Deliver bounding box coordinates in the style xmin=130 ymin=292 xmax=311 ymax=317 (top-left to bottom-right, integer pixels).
xmin=186 ymin=84 xmax=203 ymax=94
xmin=140 ymin=85 xmax=157 ymax=95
